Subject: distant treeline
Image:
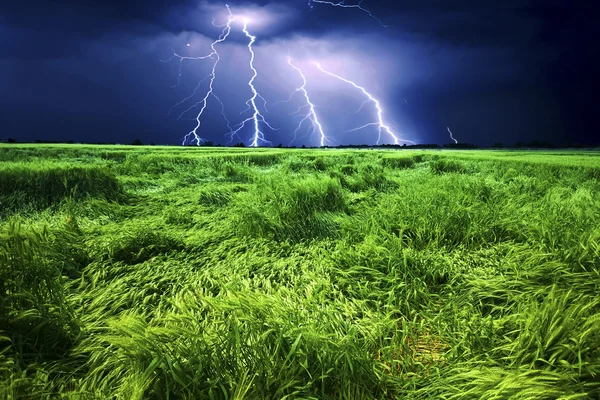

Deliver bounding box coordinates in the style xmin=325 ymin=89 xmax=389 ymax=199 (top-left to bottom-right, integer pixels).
xmin=1 ymin=138 xmax=597 ymax=149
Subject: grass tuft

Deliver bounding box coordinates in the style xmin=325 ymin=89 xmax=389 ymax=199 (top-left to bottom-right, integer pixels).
xmin=0 ymin=163 xmax=123 ymax=214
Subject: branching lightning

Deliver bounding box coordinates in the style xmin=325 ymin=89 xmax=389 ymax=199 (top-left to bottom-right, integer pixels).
xmin=225 ymin=19 xmax=275 ymax=147
xmin=285 ymin=58 xmax=328 ymax=146
xmin=447 ymin=126 xmax=458 ymax=144
xmin=315 ymin=62 xmax=414 ymax=145
xmin=165 ymin=5 xmax=235 ymax=145
xmin=307 ymin=0 xmax=386 ymax=27
xmin=168 ymin=74 xmax=211 ymax=118
xmin=166 ymin=2 xmax=412 ymax=147
xmin=162 ymin=49 xmax=212 ymax=89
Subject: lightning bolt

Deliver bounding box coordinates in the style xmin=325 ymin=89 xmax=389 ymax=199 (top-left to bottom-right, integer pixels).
xmin=214 ymin=94 xmax=234 ymax=142
xmin=226 ymin=19 xmax=275 ymax=147
xmin=315 ymin=62 xmax=413 ymax=145
xmin=161 ymin=49 xmax=212 ymax=89
xmin=164 ymin=5 xmax=235 ymax=145
xmin=168 ymin=74 xmax=211 ymax=118
xmin=308 ymin=0 xmax=386 ymax=27
xmin=166 ymin=3 xmax=406 ymax=147
xmin=447 ymin=126 xmax=458 ymax=144
xmin=285 ymin=57 xmax=328 ymax=147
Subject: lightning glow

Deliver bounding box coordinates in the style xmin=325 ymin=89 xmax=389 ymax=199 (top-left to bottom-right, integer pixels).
xmin=286 ymin=57 xmax=328 ymax=146
xmin=308 ymin=0 xmax=386 ymax=27
xmin=447 ymin=126 xmax=458 ymax=144
xmin=226 ymin=18 xmax=275 ymax=147
xmin=315 ymin=62 xmax=413 ymax=145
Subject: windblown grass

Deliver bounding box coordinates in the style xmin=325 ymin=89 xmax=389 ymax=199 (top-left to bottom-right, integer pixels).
xmin=1 ymin=144 xmax=599 ymax=399
xmin=0 ymin=162 xmax=123 ymax=214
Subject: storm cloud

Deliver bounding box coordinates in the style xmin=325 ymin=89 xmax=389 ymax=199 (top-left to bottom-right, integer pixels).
xmin=0 ymin=0 xmax=596 ymax=146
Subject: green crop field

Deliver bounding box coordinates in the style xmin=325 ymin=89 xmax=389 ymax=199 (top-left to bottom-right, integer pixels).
xmin=1 ymin=144 xmax=600 ymax=399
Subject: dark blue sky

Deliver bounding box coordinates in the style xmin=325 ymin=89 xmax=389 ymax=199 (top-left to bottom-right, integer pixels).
xmin=0 ymin=1 xmax=597 ymax=146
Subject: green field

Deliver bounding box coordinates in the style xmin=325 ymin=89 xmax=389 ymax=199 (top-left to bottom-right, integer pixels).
xmin=1 ymin=144 xmax=600 ymax=399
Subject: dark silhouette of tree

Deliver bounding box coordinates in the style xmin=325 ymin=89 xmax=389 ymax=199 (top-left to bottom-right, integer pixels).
xmin=132 ymin=139 xmax=143 ymax=145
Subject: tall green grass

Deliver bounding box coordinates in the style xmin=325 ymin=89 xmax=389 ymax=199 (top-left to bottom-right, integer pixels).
xmin=0 ymin=222 xmax=80 ymax=365
xmin=232 ymin=174 xmax=346 ymax=242
xmin=1 ymin=144 xmax=599 ymax=398
xmin=0 ymin=163 xmax=123 ymax=214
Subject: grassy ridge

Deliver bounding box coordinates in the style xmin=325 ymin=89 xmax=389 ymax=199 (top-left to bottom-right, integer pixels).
xmin=1 ymin=145 xmax=599 ymax=399
xmin=0 ymin=162 xmax=123 ymax=215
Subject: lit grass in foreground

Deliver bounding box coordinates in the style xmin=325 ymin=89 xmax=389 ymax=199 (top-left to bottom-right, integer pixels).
xmin=1 ymin=145 xmax=599 ymax=399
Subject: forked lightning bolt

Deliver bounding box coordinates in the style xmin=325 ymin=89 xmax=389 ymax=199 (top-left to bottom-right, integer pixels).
xmin=165 ymin=5 xmax=235 ymax=145
xmin=315 ymin=62 xmax=414 ymax=145
xmin=286 ymin=57 xmax=328 ymax=146
xmin=226 ymin=19 xmax=275 ymax=146
xmin=307 ymin=0 xmax=386 ymax=27
xmin=165 ymin=2 xmax=400 ymax=146
xmin=447 ymin=126 xmax=458 ymax=144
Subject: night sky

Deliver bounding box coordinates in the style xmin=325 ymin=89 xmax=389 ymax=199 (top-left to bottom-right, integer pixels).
xmin=1 ymin=1 xmax=597 ymax=147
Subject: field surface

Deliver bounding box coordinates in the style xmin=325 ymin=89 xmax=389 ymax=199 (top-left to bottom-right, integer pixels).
xmin=1 ymin=144 xmax=600 ymax=399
